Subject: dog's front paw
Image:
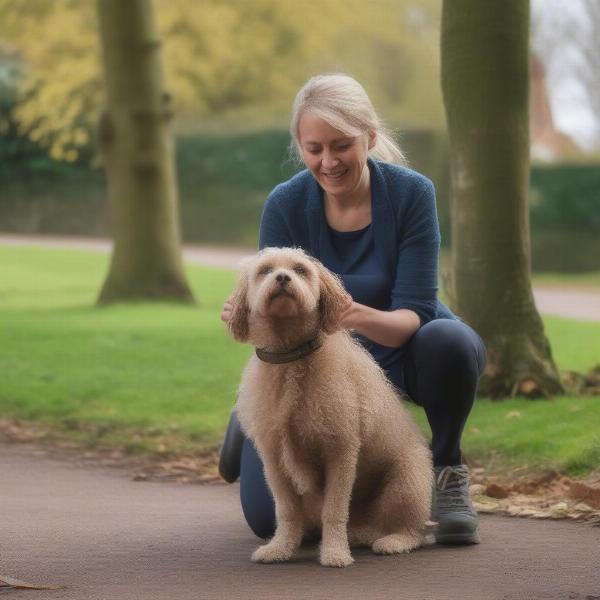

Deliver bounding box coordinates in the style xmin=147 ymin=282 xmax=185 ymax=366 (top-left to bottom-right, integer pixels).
xmin=251 ymin=542 xmax=294 ymax=564
xmin=319 ymin=545 xmax=354 ymax=568
xmin=372 ymin=532 xmax=424 ymax=555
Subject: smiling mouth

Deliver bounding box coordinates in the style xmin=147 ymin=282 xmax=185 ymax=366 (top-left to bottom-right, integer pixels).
xmin=322 ymin=169 xmax=348 ymax=180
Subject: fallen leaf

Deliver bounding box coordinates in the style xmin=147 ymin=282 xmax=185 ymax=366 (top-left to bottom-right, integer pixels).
xmin=568 ymin=481 xmax=600 ymax=509
xmin=507 ymin=505 xmax=524 ymax=516
xmin=0 ymin=575 xmax=61 ymax=590
xmin=549 ymin=502 xmax=569 ymax=519
xmin=469 ymin=483 xmax=486 ymax=496
xmin=518 ymin=378 xmax=540 ymax=396
xmin=486 ymin=482 xmax=510 ymax=499
xmin=573 ymin=502 xmax=594 ymax=512
xmin=516 ymin=508 xmax=537 ymax=517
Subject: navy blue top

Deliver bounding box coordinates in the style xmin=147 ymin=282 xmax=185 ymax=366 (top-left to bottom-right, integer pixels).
xmin=326 ymin=221 xmax=407 ymax=370
xmin=258 ymin=157 xmax=455 ymax=366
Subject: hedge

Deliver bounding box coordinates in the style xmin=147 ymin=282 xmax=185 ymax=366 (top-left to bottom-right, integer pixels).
xmin=0 ymin=129 xmax=598 ymax=271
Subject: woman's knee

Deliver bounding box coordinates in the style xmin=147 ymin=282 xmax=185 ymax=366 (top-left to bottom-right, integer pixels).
xmin=239 ymin=437 xmax=276 ymax=540
xmin=412 ymin=319 xmax=486 ymax=377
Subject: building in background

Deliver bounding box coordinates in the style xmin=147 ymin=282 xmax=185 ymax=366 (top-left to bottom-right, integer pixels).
xmin=530 ymin=54 xmax=581 ymax=161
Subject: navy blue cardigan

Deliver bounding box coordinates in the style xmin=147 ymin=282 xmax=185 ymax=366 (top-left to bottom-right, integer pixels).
xmin=258 ymin=157 xmax=454 ymax=326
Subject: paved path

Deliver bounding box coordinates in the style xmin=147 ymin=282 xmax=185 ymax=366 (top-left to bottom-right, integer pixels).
xmin=0 ymin=233 xmax=252 ymax=272
xmin=1 ymin=443 xmax=599 ymax=600
xmin=1 ymin=233 xmax=599 ymax=321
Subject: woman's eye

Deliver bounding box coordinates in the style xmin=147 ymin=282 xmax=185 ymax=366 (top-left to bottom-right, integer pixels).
xmin=337 ymin=144 xmax=351 ymax=151
xmin=293 ymin=265 xmax=307 ymax=276
xmin=258 ymin=266 xmax=272 ymax=276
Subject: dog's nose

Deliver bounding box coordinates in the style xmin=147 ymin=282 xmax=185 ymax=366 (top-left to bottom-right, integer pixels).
xmin=275 ymin=272 xmax=291 ymax=284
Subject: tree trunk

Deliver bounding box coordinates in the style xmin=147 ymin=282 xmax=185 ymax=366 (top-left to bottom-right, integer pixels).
xmin=441 ymin=0 xmax=563 ymax=398
xmin=96 ymin=0 xmax=194 ymax=304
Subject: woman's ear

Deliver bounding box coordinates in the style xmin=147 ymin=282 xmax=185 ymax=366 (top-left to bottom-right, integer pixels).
xmin=315 ymin=261 xmax=352 ymax=333
xmin=228 ymin=272 xmax=250 ymax=342
xmin=368 ymin=129 xmax=376 ymax=150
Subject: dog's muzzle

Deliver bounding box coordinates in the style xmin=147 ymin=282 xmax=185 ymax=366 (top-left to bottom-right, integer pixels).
xmin=268 ymin=281 xmax=295 ymax=303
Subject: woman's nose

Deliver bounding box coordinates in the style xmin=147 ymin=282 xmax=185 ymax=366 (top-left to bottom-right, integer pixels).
xmin=321 ymin=149 xmax=339 ymax=169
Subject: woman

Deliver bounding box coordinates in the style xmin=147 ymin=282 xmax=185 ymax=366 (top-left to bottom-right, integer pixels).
xmin=220 ymin=74 xmax=486 ymax=546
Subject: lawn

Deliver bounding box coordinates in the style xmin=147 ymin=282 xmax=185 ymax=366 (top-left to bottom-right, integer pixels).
xmin=0 ymin=246 xmax=249 ymax=453
xmin=1 ymin=246 xmax=599 ymax=476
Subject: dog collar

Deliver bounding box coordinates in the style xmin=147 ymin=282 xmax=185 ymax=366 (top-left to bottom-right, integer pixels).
xmin=255 ymin=337 xmax=323 ymax=364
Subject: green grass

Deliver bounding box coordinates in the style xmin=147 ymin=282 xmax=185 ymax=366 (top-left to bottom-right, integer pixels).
xmin=1 ymin=246 xmax=599 ymax=476
xmin=541 ymin=317 xmax=600 ymax=372
xmin=0 ymin=246 xmax=250 ymax=452
xmin=405 ymin=397 xmax=600 ymax=478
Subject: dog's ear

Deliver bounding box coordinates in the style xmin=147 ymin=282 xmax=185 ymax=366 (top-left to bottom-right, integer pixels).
xmin=228 ymin=270 xmax=250 ymax=342
xmin=315 ymin=261 xmax=352 ymax=333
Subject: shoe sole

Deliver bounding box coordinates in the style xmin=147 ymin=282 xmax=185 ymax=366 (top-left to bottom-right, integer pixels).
xmin=435 ymin=528 xmax=481 ymax=545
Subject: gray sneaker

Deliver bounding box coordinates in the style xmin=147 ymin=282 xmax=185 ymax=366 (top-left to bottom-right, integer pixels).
xmin=432 ymin=464 xmax=481 ymax=545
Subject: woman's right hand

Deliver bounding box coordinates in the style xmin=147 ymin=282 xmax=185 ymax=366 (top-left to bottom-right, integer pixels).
xmin=221 ymin=294 xmax=235 ymax=324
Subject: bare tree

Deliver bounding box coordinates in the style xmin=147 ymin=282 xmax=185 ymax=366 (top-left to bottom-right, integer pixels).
xmin=96 ymin=0 xmax=194 ymax=304
xmin=441 ymin=0 xmax=564 ymax=398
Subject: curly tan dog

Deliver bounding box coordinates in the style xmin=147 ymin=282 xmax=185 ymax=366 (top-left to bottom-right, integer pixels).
xmin=228 ymin=247 xmax=433 ymax=567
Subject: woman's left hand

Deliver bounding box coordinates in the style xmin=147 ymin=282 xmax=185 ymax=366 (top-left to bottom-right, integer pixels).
xmin=338 ymin=300 xmax=363 ymax=331
xmin=337 ymin=303 xmax=421 ymax=348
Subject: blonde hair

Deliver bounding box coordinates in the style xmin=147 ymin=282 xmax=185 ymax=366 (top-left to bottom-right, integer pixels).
xmin=289 ymin=74 xmax=406 ymax=166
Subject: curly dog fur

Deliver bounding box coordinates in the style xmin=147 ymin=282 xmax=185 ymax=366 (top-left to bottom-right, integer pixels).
xmin=229 ymin=247 xmax=433 ymax=567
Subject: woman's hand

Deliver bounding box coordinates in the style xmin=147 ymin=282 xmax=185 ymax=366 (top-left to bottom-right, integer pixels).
xmin=337 ymin=301 xmax=421 ymax=348
xmin=221 ymin=294 xmax=235 ymax=324
xmin=338 ymin=300 xmax=363 ymax=331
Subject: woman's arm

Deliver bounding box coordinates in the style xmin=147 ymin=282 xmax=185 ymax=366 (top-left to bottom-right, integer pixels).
xmin=339 ymin=301 xmax=420 ymax=348
xmin=390 ymin=178 xmax=441 ymax=325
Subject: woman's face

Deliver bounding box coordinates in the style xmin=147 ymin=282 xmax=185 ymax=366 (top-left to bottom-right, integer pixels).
xmin=297 ymin=111 xmax=375 ymax=200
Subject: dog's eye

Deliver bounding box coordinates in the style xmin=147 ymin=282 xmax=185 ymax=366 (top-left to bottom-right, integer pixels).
xmin=293 ymin=265 xmax=308 ymax=276
xmin=258 ymin=265 xmax=273 ymax=276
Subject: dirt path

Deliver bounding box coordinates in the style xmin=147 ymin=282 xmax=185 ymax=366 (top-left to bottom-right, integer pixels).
xmin=2 ymin=233 xmax=599 ymax=321
xmin=1 ymin=443 xmax=599 ymax=600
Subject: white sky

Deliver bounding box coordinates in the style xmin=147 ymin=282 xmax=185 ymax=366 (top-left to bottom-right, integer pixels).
xmin=532 ymin=0 xmax=598 ymax=149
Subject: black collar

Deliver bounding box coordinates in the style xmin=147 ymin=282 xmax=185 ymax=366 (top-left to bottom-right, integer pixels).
xmin=255 ymin=336 xmax=323 ymax=364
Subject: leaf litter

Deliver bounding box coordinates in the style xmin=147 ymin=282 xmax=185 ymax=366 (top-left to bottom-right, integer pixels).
xmin=2 ymin=418 xmax=599 ymax=523
xmin=469 ymin=467 xmax=600 ymax=525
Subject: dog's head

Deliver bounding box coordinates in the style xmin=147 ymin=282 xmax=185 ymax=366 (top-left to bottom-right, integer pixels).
xmin=228 ymin=247 xmax=351 ymax=343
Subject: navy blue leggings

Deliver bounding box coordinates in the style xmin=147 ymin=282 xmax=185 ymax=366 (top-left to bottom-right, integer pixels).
xmin=239 ymin=318 xmax=487 ymax=539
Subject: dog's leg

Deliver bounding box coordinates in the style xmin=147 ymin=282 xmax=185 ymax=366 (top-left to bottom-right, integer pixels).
xmin=347 ymin=525 xmax=381 ymax=548
xmin=281 ymin=439 xmax=319 ymax=496
xmin=251 ymin=455 xmax=304 ymax=564
xmin=319 ymin=449 xmax=359 ymax=568
xmin=370 ymin=467 xmax=430 ymax=555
